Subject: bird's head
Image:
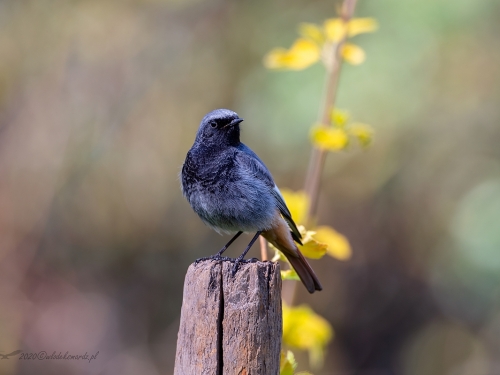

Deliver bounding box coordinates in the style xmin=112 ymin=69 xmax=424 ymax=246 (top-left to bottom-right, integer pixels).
xmin=195 ymin=109 xmax=244 ymax=147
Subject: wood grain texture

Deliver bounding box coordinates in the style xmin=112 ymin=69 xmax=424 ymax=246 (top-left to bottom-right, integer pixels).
xmin=174 ymin=261 xmax=223 ymax=375
xmin=174 ymin=260 xmax=282 ymax=375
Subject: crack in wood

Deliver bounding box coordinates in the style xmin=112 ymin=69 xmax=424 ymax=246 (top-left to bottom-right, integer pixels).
xmin=217 ymin=262 xmax=224 ymax=375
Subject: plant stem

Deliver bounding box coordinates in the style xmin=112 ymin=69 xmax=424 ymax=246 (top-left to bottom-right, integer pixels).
xmin=305 ymin=0 xmax=358 ymax=220
xmin=283 ymin=0 xmax=358 ymax=305
xmin=259 ymin=236 xmax=268 ymax=261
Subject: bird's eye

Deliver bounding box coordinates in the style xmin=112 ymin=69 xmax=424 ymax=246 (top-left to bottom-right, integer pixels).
xmin=210 ymin=122 xmax=217 ymax=128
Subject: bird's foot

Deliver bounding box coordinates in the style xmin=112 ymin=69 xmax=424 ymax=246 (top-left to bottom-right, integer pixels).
xmin=230 ymin=257 xmax=259 ymax=276
xmin=195 ymin=254 xmax=233 ymax=264
xmin=244 ymin=257 xmax=260 ymax=263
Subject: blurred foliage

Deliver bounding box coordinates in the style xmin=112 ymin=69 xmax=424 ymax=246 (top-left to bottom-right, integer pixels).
xmin=280 ymin=350 xmax=313 ymax=375
xmin=314 ymin=226 xmax=351 ymax=260
xmin=280 ymin=189 xmax=310 ymax=225
xmin=264 ymin=17 xmax=378 ymax=69
xmin=277 ymin=190 xmax=352 ymax=261
xmin=310 ymin=108 xmax=374 ymax=151
xmin=283 ymin=303 xmax=334 ymax=368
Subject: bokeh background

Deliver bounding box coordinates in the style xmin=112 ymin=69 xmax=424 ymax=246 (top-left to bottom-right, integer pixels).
xmin=1 ymin=0 xmax=500 ymax=374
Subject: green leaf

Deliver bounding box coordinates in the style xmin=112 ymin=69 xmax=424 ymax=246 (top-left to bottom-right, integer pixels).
xmin=349 ymin=123 xmax=373 ymax=147
xmin=330 ymin=108 xmax=350 ymax=127
xmin=280 ymin=350 xmax=298 ymax=375
xmin=281 ymin=269 xmax=301 ymax=281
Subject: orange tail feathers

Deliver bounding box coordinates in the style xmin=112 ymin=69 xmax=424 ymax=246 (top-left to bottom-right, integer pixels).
xmin=284 ymin=250 xmax=322 ymax=293
xmin=262 ymin=216 xmax=322 ymax=293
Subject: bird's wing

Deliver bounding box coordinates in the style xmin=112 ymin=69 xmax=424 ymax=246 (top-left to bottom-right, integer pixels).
xmin=271 ymin=185 xmax=303 ymax=244
xmin=236 ymin=144 xmax=302 ymax=244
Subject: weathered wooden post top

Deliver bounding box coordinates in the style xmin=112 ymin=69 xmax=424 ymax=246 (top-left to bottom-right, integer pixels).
xmin=174 ymin=259 xmax=282 ymax=375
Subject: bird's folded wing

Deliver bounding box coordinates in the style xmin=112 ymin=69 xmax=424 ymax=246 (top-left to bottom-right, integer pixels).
xmin=236 ymin=144 xmax=303 ymax=244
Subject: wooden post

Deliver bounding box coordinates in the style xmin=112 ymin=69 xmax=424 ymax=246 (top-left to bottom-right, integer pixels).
xmin=174 ymin=260 xmax=282 ymax=375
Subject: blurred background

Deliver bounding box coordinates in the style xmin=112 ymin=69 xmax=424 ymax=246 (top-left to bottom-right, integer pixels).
xmin=1 ymin=0 xmax=500 ymax=374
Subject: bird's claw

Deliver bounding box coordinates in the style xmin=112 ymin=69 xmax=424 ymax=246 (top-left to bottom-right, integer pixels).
xmin=230 ymin=257 xmax=259 ymax=276
xmin=231 ymin=259 xmax=241 ymax=276
xmin=196 ymin=254 xmax=260 ymax=276
xmin=195 ymin=255 xmax=233 ymax=264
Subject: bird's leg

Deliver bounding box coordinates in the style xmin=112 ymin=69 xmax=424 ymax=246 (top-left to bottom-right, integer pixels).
xmin=231 ymin=231 xmax=262 ymax=276
xmin=215 ymin=231 xmax=243 ymax=257
xmin=195 ymin=231 xmax=243 ymax=263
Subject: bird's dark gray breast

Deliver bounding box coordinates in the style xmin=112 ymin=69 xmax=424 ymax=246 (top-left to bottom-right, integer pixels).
xmin=181 ymin=148 xmax=275 ymax=232
xmin=181 ymin=149 xmax=238 ymax=196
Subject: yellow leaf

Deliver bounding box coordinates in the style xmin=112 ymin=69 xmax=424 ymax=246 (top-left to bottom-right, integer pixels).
xmin=310 ymin=125 xmax=349 ymax=151
xmin=283 ymin=303 xmax=333 ymax=368
xmin=350 ymin=123 xmax=373 ymax=147
xmin=264 ymin=47 xmax=288 ymax=68
xmin=341 ymin=43 xmax=365 ymax=65
xmin=347 ymin=18 xmax=379 ymax=37
xmin=324 ymin=17 xmax=378 ymax=42
xmin=314 ymin=226 xmax=351 ymax=260
xmin=330 ymin=108 xmax=350 ymax=127
xmin=299 ymin=241 xmax=327 ymax=259
xmin=323 ymin=18 xmax=347 ymax=42
xmin=280 ymin=189 xmax=309 ymax=225
xmin=298 ymin=23 xmax=325 ymax=45
xmin=272 ymin=226 xmax=327 ymax=262
xmin=297 ymin=225 xmax=327 ymax=259
xmin=264 ymin=38 xmax=320 ymax=70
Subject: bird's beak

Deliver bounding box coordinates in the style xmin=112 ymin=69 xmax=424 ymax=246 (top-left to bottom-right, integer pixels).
xmin=229 ymin=118 xmax=244 ymax=127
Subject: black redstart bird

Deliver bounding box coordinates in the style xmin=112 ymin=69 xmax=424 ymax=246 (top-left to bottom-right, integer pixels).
xmin=181 ymin=109 xmax=322 ymax=293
